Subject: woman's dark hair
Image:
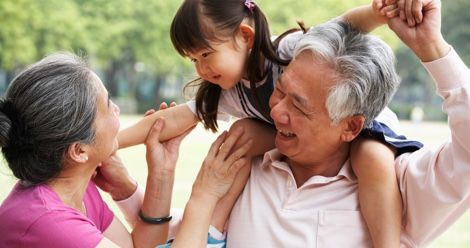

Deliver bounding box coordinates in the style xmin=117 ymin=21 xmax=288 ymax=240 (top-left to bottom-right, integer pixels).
xmin=171 ymin=0 xmax=299 ymax=131
xmin=0 ymin=53 xmax=98 ymax=186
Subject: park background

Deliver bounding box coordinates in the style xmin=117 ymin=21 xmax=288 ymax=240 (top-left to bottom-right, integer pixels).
xmin=0 ymin=0 xmax=468 ymax=247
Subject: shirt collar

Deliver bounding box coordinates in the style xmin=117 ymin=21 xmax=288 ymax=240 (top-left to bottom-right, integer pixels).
xmin=260 ymin=149 xmax=357 ymax=183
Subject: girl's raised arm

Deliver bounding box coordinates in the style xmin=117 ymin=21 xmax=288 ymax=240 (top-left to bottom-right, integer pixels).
xmin=118 ymin=104 xmax=198 ymax=149
xmin=341 ymin=1 xmax=398 ymax=33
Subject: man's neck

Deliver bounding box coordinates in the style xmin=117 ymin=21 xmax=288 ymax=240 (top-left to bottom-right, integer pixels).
xmin=286 ymin=145 xmax=350 ymax=187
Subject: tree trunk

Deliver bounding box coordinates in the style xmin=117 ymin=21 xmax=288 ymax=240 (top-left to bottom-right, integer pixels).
xmin=105 ymin=60 xmax=120 ymax=97
xmin=154 ymin=75 xmax=164 ymax=104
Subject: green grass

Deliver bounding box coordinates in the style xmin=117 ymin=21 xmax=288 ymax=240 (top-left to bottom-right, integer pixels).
xmin=1 ymin=115 xmax=468 ymax=247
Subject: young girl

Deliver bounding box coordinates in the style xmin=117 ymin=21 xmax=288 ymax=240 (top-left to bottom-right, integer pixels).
xmin=118 ymin=0 xmax=423 ymax=247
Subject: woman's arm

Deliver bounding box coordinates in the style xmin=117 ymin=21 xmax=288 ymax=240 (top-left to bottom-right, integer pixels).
xmin=171 ymin=128 xmax=252 ymax=248
xmin=118 ymin=103 xmax=198 ymax=149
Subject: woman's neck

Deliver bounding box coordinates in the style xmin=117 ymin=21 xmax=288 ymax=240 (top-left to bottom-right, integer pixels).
xmin=47 ymin=163 xmax=96 ymax=214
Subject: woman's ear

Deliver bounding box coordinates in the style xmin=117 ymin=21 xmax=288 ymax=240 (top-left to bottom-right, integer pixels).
xmin=239 ymin=23 xmax=255 ymax=48
xmin=340 ymin=115 xmax=365 ymax=142
xmin=67 ymin=142 xmax=89 ymax=164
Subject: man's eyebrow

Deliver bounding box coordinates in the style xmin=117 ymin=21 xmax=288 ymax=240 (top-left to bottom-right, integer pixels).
xmin=294 ymin=93 xmax=309 ymax=106
xmin=278 ymin=77 xmax=310 ymax=109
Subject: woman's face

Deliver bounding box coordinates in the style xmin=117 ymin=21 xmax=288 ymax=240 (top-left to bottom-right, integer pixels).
xmin=89 ymin=73 xmax=121 ymax=161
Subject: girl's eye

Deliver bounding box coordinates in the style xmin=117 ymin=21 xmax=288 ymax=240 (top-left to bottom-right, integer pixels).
xmin=190 ymin=58 xmax=197 ymax=63
xmin=201 ymin=52 xmax=211 ymax=58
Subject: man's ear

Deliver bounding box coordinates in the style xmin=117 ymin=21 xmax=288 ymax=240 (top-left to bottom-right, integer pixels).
xmin=67 ymin=142 xmax=89 ymax=164
xmin=340 ymin=115 xmax=365 ymax=142
xmin=239 ymin=23 xmax=255 ymax=49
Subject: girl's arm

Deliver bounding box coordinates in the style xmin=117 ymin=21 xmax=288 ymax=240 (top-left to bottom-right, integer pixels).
xmin=340 ymin=1 xmax=398 ymax=33
xmin=118 ymin=103 xmax=198 ymax=149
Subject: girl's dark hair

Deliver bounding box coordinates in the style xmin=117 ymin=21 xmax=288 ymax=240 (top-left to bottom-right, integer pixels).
xmin=171 ymin=0 xmax=299 ymax=131
xmin=0 ymin=53 xmax=97 ymax=186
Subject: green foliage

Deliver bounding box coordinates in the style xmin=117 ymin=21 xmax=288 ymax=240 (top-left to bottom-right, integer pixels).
xmin=0 ymin=0 xmax=36 ymax=70
xmin=1 ymin=0 xmax=469 ymax=113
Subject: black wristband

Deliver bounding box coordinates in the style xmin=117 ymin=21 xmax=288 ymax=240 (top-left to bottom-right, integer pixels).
xmin=138 ymin=210 xmax=172 ymax=224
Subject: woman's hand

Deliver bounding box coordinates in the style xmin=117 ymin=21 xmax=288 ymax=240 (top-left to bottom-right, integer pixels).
xmin=144 ymin=102 xmax=177 ymax=117
xmin=144 ymin=117 xmax=192 ymax=175
xmin=191 ymin=127 xmax=253 ymax=202
xmin=94 ymin=153 xmax=137 ymax=201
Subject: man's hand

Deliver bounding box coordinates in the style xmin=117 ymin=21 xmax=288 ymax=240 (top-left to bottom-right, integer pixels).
xmin=388 ymin=0 xmax=449 ymax=62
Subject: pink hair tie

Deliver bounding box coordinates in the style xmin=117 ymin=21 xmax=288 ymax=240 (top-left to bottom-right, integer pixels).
xmin=244 ymin=0 xmax=256 ymax=13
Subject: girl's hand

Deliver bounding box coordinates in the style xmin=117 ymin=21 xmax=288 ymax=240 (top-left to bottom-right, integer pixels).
xmin=191 ymin=127 xmax=253 ymax=202
xmin=144 ymin=118 xmax=192 ymax=175
xmin=373 ymin=0 xmax=400 ymax=22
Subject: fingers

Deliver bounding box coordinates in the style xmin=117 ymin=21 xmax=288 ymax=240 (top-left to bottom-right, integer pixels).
xmin=159 ymin=102 xmax=168 ymax=110
xmin=207 ymin=131 xmax=228 ymax=159
xmin=144 ymin=109 xmax=156 ymax=117
xmin=159 ymin=101 xmax=177 ymax=110
xmin=226 ymin=157 xmax=248 ymax=177
xmin=216 ymin=127 xmax=244 ymax=161
xmin=145 ymin=118 xmax=165 ymax=147
xmin=381 ymin=4 xmax=399 ymax=18
xmin=412 ymin=0 xmax=423 ymax=24
xmin=372 ymin=0 xmax=383 ymax=10
xmin=397 ymin=0 xmax=425 ymax=27
xmin=405 ymin=0 xmax=415 ymax=26
xmin=224 ymin=139 xmax=253 ymax=166
xmin=398 ymin=0 xmax=406 ymax=20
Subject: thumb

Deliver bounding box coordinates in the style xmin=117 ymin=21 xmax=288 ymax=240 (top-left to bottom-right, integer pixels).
xmin=145 ymin=118 xmax=165 ymax=147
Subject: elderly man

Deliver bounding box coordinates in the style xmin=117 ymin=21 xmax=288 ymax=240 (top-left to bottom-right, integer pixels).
xmin=105 ymin=1 xmax=467 ymax=247
xmin=225 ymin=1 xmax=469 ymax=247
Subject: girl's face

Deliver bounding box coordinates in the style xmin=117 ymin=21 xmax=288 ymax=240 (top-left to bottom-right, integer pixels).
xmin=187 ymin=32 xmax=252 ymax=89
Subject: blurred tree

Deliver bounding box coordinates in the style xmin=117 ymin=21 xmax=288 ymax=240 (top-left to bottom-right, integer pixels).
xmin=0 ymin=0 xmax=36 ymax=84
xmin=127 ymin=0 xmax=192 ymax=105
xmin=259 ymin=0 xmax=400 ymax=49
xmin=76 ymin=0 xmax=136 ymax=97
xmin=442 ymin=0 xmax=470 ymax=64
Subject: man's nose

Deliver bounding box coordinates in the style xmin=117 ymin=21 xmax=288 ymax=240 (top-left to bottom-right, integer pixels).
xmin=270 ymin=101 xmax=289 ymax=124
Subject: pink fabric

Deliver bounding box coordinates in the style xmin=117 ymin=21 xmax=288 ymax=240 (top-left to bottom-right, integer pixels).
xmin=226 ymin=48 xmax=470 ymax=247
xmin=0 ymin=181 xmax=114 ymax=247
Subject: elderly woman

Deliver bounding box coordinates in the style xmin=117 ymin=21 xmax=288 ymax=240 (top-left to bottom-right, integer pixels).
xmin=0 ymin=53 xmax=251 ymax=247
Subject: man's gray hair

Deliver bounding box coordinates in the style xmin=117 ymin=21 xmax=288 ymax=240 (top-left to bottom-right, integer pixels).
xmin=294 ymin=20 xmax=399 ymax=128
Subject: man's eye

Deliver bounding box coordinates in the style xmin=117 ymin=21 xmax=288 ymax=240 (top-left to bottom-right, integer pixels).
xmin=275 ymin=87 xmax=284 ymax=96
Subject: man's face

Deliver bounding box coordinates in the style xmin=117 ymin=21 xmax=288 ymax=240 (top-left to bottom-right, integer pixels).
xmin=269 ymin=51 xmax=347 ymax=166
